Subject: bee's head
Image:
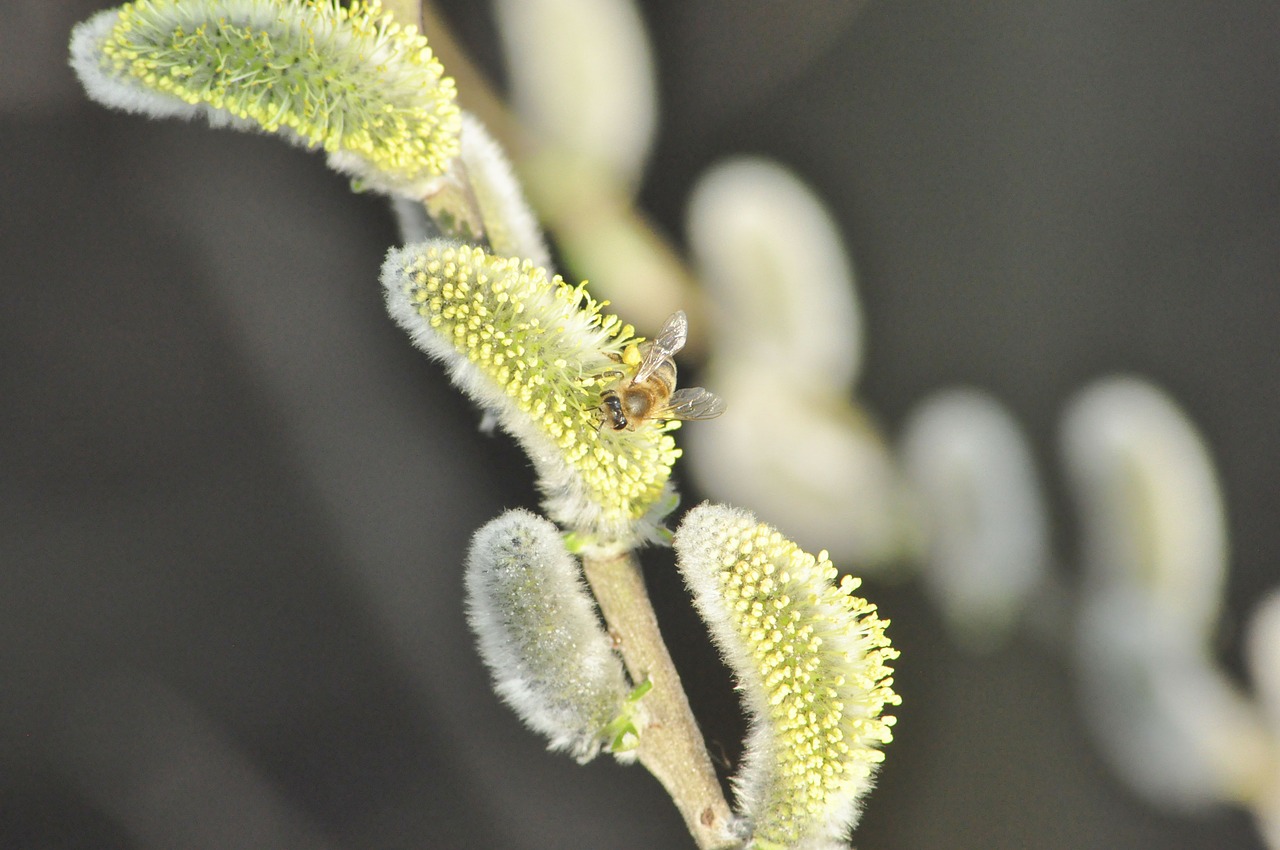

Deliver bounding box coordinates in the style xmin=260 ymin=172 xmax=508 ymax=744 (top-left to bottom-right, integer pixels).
xmin=600 ymin=391 xmax=629 ymax=431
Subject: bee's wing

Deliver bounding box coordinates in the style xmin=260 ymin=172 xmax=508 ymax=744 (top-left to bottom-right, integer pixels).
xmin=660 ymin=387 xmax=727 ymax=421
xmin=633 ymin=310 xmax=688 ymax=384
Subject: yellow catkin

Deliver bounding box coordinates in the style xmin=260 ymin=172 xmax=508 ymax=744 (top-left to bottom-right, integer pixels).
xmin=677 ymin=505 xmax=900 ymax=848
xmin=385 ymin=242 xmax=682 ymax=543
xmin=92 ymin=0 xmax=460 ymax=186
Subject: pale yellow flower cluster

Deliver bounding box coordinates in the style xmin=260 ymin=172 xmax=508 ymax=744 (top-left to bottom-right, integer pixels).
xmin=383 ymin=240 xmax=682 ymax=547
xmin=77 ymin=0 xmax=460 ymax=194
xmin=677 ymin=504 xmax=899 ymax=849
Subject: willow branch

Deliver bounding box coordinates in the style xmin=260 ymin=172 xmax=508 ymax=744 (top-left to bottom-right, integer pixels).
xmin=580 ymin=550 xmax=737 ymax=850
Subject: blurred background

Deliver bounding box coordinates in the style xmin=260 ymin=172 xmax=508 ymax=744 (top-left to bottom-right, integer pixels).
xmin=3 ymin=0 xmax=1278 ymax=847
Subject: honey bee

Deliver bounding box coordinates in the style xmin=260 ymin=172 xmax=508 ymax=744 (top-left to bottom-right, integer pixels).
xmin=598 ymin=310 xmax=726 ymax=431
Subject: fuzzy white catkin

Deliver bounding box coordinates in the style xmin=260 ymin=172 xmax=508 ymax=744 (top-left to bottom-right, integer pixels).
xmin=683 ymin=157 xmax=905 ymax=569
xmin=686 ymin=157 xmax=863 ymax=388
xmin=465 ymin=509 xmax=631 ymax=763
xmin=494 ymin=0 xmax=657 ymax=189
xmin=1064 ymin=377 xmax=1271 ymax=808
xmin=1246 ymin=592 xmax=1280 ymax=850
xmin=1247 ymin=591 xmax=1280 ymax=735
xmin=1061 ymin=376 xmax=1227 ymax=639
xmin=900 ymin=387 xmax=1050 ymax=648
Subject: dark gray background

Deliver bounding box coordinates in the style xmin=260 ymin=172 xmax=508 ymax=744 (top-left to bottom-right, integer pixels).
xmin=2 ymin=1 xmax=1277 ymax=847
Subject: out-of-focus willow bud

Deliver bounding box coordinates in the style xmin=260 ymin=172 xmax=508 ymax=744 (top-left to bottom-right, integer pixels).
xmin=466 ymin=510 xmax=635 ymax=763
xmin=688 ymin=367 xmax=904 ymax=568
xmin=1245 ymin=591 xmax=1280 ymax=849
xmin=494 ymin=0 xmax=657 ymax=191
xmin=686 ymin=158 xmax=864 ymax=389
xmin=684 ymin=158 xmax=906 ymax=568
xmin=1075 ymin=587 xmax=1271 ymax=808
xmin=900 ymin=388 xmax=1050 ymax=649
xmin=1247 ymin=591 xmax=1280 ymax=744
xmin=675 ymin=504 xmax=899 ymax=850
xmin=70 ymin=0 xmax=461 ymax=197
xmin=1061 ymin=376 xmax=1226 ymax=639
xmin=1064 ymin=376 xmax=1271 ymax=808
